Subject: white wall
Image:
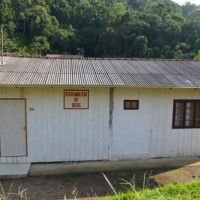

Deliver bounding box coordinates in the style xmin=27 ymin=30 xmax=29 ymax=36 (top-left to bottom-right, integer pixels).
xmin=110 ymin=88 xmax=200 ymax=160
xmin=0 ymin=87 xmax=110 ymax=163
xmin=0 ymin=87 xmax=200 ymax=164
xmin=150 ymin=88 xmax=200 ymax=158
xmin=110 ymin=88 xmax=152 ymax=160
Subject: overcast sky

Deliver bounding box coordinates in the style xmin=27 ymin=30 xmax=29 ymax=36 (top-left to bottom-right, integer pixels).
xmin=172 ymin=0 xmax=200 ymax=5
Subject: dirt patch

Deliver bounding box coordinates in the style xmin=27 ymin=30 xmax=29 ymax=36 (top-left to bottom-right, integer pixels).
xmin=151 ymin=162 xmax=200 ymax=186
xmin=0 ymin=169 xmax=166 ymax=200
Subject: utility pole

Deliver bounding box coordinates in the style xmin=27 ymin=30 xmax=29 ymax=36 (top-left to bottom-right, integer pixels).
xmin=1 ymin=24 xmax=4 ymax=65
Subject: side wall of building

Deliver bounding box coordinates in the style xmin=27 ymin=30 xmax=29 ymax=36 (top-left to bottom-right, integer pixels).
xmin=0 ymin=87 xmax=200 ymax=163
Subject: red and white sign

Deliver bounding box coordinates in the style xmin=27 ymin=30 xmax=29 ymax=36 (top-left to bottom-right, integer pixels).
xmin=64 ymin=90 xmax=89 ymax=109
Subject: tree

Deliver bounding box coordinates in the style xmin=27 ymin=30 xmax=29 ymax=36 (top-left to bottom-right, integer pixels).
xmin=0 ymin=0 xmax=14 ymax=24
xmin=30 ymin=36 xmax=50 ymax=56
xmin=182 ymin=17 xmax=200 ymax=52
xmin=0 ymin=0 xmax=199 ymax=58
xmin=7 ymin=21 xmax=16 ymax=39
xmin=133 ymin=35 xmax=148 ymax=57
xmin=195 ymin=50 xmax=200 ymax=60
xmin=4 ymin=39 xmax=17 ymax=52
xmin=25 ymin=5 xmax=59 ymax=37
xmin=47 ymin=0 xmax=71 ymax=26
xmin=182 ymin=2 xmax=200 ymax=18
xmin=174 ymin=43 xmax=191 ymax=59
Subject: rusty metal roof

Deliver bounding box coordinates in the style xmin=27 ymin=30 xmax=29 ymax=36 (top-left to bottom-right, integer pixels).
xmin=0 ymin=56 xmax=200 ymax=88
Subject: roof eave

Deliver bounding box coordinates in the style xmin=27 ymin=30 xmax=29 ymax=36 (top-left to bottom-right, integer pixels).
xmin=0 ymin=84 xmax=199 ymax=89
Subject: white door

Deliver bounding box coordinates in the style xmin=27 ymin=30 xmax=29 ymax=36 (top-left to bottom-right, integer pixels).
xmin=0 ymin=100 xmax=27 ymax=157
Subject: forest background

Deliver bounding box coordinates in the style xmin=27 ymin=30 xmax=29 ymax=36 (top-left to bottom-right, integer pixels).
xmin=1 ymin=0 xmax=200 ymax=59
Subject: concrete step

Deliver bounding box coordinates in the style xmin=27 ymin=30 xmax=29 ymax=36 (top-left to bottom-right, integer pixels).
xmin=0 ymin=163 xmax=31 ymax=179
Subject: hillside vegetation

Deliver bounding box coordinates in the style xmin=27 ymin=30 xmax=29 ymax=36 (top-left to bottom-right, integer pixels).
xmin=0 ymin=0 xmax=200 ymax=58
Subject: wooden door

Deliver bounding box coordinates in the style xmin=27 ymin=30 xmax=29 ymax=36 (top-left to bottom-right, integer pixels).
xmin=0 ymin=99 xmax=27 ymax=157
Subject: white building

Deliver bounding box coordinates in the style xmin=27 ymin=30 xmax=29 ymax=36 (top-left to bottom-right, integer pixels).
xmin=0 ymin=56 xmax=200 ymax=165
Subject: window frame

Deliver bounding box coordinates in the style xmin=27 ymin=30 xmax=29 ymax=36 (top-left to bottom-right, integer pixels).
xmin=172 ymin=99 xmax=200 ymax=129
xmin=124 ymin=100 xmax=139 ymax=110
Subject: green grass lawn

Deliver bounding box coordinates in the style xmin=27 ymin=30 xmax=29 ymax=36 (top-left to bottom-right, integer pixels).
xmin=103 ymin=181 xmax=200 ymax=200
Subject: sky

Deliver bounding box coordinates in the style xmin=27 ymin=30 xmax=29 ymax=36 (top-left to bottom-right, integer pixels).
xmin=172 ymin=0 xmax=200 ymax=5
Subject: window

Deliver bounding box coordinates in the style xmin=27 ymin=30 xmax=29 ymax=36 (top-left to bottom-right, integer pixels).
xmin=124 ymin=100 xmax=139 ymax=110
xmin=173 ymin=100 xmax=200 ymax=128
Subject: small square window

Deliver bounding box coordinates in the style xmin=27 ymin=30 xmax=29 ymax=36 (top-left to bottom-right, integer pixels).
xmin=124 ymin=100 xmax=139 ymax=110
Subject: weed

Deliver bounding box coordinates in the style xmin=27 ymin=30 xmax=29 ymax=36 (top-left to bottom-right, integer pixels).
xmin=0 ymin=183 xmax=28 ymax=200
xmin=102 ymin=173 xmax=199 ymax=200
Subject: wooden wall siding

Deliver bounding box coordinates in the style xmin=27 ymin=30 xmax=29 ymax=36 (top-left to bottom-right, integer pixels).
xmin=0 ymin=87 xmax=110 ymax=163
xmin=150 ymin=89 xmax=200 ymax=158
xmin=110 ymin=88 xmax=200 ymax=160
xmin=0 ymin=87 xmax=200 ymax=164
xmin=110 ymin=88 xmax=153 ymax=160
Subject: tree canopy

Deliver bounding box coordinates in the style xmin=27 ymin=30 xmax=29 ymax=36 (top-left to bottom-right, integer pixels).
xmin=0 ymin=0 xmax=200 ymax=58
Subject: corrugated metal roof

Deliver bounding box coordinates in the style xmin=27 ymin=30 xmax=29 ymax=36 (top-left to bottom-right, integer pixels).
xmin=0 ymin=56 xmax=200 ymax=87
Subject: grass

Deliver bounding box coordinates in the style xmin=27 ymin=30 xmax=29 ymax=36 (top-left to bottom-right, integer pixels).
xmin=1 ymin=172 xmax=200 ymax=200
xmin=0 ymin=183 xmax=28 ymax=200
xmin=102 ymin=179 xmax=200 ymax=200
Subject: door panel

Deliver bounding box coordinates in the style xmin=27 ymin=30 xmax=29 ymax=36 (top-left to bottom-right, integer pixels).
xmin=0 ymin=100 xmax=27 ymax=157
